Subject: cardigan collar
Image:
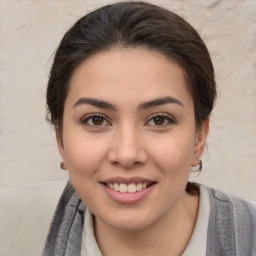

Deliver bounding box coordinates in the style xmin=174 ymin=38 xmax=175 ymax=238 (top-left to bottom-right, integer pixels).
xmin=42 ymin=181 xmax=85 ymax=256
xmin=42 ymin=181 xmax=256 ymax=256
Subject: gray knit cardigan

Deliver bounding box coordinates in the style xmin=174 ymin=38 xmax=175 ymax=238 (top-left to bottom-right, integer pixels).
xmin=42 ymin=181 xmax=256 ymax=256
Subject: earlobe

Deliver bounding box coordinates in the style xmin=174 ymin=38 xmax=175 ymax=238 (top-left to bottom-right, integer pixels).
xmin=192 ymin=118 xmax=209 ymax=167
xmin=56 ymin=128 xmax=65 ymax=161
xmin=60 ymin=161 xmax=67 ymax=170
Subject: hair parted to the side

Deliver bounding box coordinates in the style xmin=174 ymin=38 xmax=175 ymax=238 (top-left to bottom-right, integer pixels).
xmin=46 ymin=1 xmax=217 ymax=194
xmin=46 ymin=1 xmax=216 ymax=131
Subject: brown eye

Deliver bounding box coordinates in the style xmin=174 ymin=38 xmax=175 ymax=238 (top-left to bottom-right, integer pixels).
xmin=153 ymin=116 xmax=165 ymax=125
xmin=92 ymin=116 xmax=104 ymax=125
xmin=146 ymin=114 xmax=175 ymax=127
xmin=82 ymin=114 xmax=109 ymax=127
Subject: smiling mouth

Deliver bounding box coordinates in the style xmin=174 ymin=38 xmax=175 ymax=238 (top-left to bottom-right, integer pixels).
xmin=101 ymin=182 xmax=156 ymax=193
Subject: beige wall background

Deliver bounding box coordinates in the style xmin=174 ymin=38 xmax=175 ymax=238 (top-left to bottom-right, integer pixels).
xmin=0 ymin=0 xmax=255 ymax=200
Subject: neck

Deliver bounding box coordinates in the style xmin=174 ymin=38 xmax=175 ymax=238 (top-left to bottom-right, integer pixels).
xmin=94 ymin=192 xmax=199 ymax=256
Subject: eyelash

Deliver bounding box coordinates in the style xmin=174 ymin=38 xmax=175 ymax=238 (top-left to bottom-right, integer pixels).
xmin=145 ymin=113 xmax=176 ymax=127
xmin=81 ymin=114 xmax=110 ymax=127
xmin=80 ymin=113 xmax=175 ymax=128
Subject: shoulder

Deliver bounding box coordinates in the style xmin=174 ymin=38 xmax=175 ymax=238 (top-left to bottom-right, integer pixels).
xmin=205 ymin=186 xmax=256 ymax=217
xmin=203 ymin=185 xmax=256 ymax=256
xmin=0 ymin=180 xmax=68 ymax=256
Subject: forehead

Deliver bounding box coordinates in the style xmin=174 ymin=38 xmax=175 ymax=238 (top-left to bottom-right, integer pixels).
xmin=67 ymin=47 xmax=193 ymax=108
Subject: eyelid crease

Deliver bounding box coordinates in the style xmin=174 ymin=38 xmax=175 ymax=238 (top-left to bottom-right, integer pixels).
xmin=147 ymin=112 xmax=175 ymax=121
xmin=145 ymin=113 xmax=176 ymax=126
xmin=81 ymin=113 xmax=111 ymax=126
xmin=80 ymin=112 xmax=176 ymax=128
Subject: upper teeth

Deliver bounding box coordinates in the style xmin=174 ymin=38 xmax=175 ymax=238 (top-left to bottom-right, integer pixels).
xmin=107 ymin=183 xmax=148 ymax=193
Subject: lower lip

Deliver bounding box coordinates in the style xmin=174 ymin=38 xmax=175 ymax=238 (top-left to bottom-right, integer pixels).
xmin=101 ymin=184 xmax=156 ymax=204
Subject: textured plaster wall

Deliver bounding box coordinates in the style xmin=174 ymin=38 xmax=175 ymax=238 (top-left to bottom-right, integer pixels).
xmin=0 ymin=0 xmax=255 ymax=200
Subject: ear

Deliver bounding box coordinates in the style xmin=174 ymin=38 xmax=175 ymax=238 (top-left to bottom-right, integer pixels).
xmin=56 ymin=128 xmax=65 ymax=161
xmin=191 ymin=117 xmax=209 ymax=167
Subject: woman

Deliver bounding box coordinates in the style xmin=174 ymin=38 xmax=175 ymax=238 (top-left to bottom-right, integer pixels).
xmin=1 ymin=2 xmax=255 ymax=255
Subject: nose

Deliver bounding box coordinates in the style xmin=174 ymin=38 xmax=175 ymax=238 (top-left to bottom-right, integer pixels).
xmin=107 ymin=125 xmax=148 ymax=169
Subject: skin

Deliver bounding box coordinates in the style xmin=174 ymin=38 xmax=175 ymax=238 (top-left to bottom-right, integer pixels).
xmin=57 ymin=47 xmax=209 ymax=256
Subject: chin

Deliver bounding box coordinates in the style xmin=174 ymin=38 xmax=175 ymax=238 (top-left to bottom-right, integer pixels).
xmin=96 ymin=207 xmax=156 ymax=232
xmin=108 ymin=220 xmax=151 ymax=232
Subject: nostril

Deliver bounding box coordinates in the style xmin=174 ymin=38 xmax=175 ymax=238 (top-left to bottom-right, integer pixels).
xmin=110 ymin=159 xmax=145 ymax=169
xmin=111 ymin=161 xmax=119 ymax=166
xmin=107 ymin=144 xmax=148 ymax=168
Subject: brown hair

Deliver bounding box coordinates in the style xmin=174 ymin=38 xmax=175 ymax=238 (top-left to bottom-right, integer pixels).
xmin=46 ymin=2 xmax=216 ymax=194
xmin=46 ymin=1 xmax=216 ymax=130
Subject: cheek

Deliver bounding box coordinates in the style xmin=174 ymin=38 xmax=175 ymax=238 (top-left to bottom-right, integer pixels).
xmin=148 ymin=131 xmax=195 ymax=174
xmin=64 ymin=135 xmax=109 ymax=204
xmin=63 ymin=132 xmax=109 ymax=176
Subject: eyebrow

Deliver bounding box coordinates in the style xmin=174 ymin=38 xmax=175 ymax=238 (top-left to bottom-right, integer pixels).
xmin=73 ymin=98 xmax=117 ymax=110
xmin=138 ymin=96 xmax=184 ymax=110
xmin=73 ymin=96 xmax=183 ymax=110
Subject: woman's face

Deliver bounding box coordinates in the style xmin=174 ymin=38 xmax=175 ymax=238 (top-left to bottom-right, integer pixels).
xmin=57 ymin=48 xmax=208 ymax=231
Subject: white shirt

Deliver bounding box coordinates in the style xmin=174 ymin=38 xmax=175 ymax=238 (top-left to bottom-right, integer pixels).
xmin=81 ymin=185 xmax=210 ymax=256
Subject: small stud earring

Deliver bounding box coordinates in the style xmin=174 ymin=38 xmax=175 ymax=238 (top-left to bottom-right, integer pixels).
xmin=191 ymin=158 xmax=202 ymax=172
